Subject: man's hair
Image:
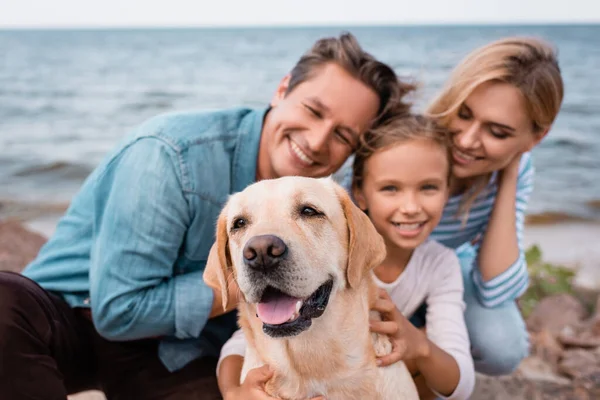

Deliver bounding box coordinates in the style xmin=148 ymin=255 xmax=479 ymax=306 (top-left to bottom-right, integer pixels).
xmin=286 ymin=32 xmax=415 ymax=123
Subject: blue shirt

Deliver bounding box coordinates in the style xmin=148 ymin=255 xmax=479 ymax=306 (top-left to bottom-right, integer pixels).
xmin=23 ymin=106 xmax=268 ymax=371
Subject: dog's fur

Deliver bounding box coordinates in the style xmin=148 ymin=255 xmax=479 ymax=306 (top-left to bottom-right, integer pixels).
xmin=204 ymin=177 xmax=419 ymax=400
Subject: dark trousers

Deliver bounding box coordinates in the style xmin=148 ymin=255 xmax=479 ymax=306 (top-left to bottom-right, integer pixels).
xmin=0 ymin=272 xmax=222 ymax=400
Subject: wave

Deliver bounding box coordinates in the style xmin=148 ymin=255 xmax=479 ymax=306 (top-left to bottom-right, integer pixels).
xmin=0 ymin=89 xmax=76 ymax=98
xmin=121 ymin=100 xmax=174 ymax=112
xmin=142 ymin=90 xmax=190 ymax=99
xmin=560 ymin=103 xmax=600 ymax=117
xmin=14 ymin=161 xmax=93 ymax=180
xmin=543 ymin=136 xmax=593 ymax=151
xmin=0 ymin=104 xmax=63 ymax=119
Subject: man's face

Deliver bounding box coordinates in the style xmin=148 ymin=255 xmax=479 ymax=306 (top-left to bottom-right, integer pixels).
xmin=257 ymin=63 xmax=380 ymax=180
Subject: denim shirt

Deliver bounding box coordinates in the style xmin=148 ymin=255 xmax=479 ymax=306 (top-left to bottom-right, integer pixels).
xmin=23 ymin=106 xmax=268 ymax=372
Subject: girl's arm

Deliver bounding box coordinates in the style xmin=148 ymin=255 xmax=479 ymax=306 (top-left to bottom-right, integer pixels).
xmin=423 ymin=248 xmax=475 ymax=399
xmin=371 ymin=246 xmax=475 ymax=399
xmin=219 ymin=355 xmax=246 ymax=398
xmin=217 ymin=329 xmax=250 ymax=398
xmin=371 ymin=290 xmax=463 ymax=398
xmin=472 ymin=153 xmax=533 ymax=307
xmin=217 ymin=329 xmax=324 ymax=400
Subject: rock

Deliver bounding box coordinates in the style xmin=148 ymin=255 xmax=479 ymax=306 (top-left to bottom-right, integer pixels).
xmin=527 ymin=294 xmax=589 ymax=335
xmin=517 ymin=356 xmax=571 ymax=385
xmin=559 ymin=325 xmax=600 ymax=349
xmin=472 ymin=373 xmax=595 ymax=399
xmin=558 ymin=349 xmax=600 ymax=389
xmin=558 ymin=298 xmax=600 ymax=349
xmin=0 ymin=219 xmax=47 ymax=272
xmin=530 ymin=330 xmax=564 ymax=365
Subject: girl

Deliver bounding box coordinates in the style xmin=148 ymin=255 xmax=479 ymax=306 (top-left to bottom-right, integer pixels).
xmin=422 ymin=37 xmax=565 ymax=376
xmin=217 ymin=115 xmax=475 ymax=400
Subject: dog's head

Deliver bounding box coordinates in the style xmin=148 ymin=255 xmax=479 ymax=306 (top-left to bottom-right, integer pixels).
xmin=204 ymin=176 xmax=385 ymax=338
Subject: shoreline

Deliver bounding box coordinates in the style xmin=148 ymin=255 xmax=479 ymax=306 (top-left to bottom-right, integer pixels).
xmin=2 ymin=199 xmax=599 ymax=287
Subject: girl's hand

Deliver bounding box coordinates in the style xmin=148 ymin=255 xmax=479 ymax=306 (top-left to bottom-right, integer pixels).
xmin=369 ymin=289 xmax=431 ymax=367
xmin=223 ymin=365 xmax=326 ymax=400
xmin=222 ymin=365 xmax=278 ymax=400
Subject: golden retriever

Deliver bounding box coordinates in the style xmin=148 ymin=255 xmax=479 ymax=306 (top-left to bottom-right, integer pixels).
xmin=204 ymin=176 xmax=419 ymax=400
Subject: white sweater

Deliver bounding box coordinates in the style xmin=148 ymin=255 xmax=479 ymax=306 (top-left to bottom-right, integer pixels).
xmin=217 ymin=240 xmax=475 ymax=400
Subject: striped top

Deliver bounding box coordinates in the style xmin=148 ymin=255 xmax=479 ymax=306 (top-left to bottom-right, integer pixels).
xmin=333 ymin=152 xmax=534 ymax=308
xmin=430 ymin=152 xmax=533 ymax=308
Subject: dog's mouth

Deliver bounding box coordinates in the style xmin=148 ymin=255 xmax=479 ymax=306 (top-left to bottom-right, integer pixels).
xmin=256 ymin=279 xmax=334 ymax=338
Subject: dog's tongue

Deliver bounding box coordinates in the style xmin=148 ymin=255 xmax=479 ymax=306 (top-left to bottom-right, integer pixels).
xmin=256 ymin=295 xmax=299 ymax=325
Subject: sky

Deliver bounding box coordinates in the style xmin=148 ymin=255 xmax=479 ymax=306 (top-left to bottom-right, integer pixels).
xmin=0 ymin=0 xmax=599 ymax=28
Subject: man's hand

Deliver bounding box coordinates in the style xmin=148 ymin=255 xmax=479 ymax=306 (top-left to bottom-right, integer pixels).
xmin=369 ymin=289 xmax=431 ymax=367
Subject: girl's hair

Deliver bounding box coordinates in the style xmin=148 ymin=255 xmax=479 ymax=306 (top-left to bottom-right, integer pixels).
xmin=426 ymin=36 xmax=564 ymax=217
xmin=352 ymin=113 xmax=453 ymax=190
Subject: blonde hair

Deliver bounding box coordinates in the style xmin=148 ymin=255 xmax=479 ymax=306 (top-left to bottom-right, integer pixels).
xmin=352 ymin=113 xmax=453 ymax=190
xmin=427 ymin=37 xmax=564 ymax=216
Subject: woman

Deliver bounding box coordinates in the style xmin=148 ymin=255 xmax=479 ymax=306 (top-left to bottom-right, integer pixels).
xmin=421 ymin=36 xmax=564 ymax=375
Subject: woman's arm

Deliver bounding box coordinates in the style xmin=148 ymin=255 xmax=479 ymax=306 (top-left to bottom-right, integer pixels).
xmin=472 ymin=153 xmax=533 ymax=307
xmin=477 ymin=153 xmax=522 ymax=280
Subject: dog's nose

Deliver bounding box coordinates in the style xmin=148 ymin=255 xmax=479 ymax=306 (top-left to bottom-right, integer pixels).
xmin=243 ymin=235 xmax=287 ymax=270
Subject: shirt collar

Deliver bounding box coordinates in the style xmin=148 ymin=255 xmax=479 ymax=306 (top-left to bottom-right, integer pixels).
xmin=231 ymin=106 xmax=269 ymax=194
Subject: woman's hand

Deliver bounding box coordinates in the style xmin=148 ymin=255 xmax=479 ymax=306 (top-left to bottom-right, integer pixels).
xmin=500 ymin=152 xmax=522 ymax=183
xmin=223 ymin=364 xmax=326 ymax=400
xmin=369 ymin=289 xmax=431 ymax=367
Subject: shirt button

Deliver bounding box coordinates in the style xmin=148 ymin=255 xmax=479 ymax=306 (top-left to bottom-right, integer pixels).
xmin=83 ymin=297 xmax=90 ymax=305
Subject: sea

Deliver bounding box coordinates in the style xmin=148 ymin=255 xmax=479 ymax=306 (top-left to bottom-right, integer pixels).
xmin=0 ymin=24 xmax=599 ymax=221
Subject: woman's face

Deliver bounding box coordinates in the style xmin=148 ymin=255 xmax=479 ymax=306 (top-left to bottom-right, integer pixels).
xmin=448 ymin=81 xmax=545 ymax=179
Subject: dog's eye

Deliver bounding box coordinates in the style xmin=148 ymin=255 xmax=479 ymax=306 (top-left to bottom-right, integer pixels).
xmin=232 ymin=218 xmax=247 ymax=230
xmin=300 ymin=206 xmax=322 ymax=217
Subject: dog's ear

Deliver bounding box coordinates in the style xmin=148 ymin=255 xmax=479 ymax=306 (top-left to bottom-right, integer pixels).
xmin=203 ymin=206 xmax=232 ymax=311
xmin=334 ymin=183 xmax=386 ymax=289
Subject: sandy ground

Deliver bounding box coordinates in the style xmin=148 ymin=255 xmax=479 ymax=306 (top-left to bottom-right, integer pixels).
xmin=523 ymin=222 xmax=600 ymax=290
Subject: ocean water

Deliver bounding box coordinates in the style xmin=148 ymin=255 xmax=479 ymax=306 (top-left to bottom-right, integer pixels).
xmin=0 ymin=25 xmax=599 ymax=220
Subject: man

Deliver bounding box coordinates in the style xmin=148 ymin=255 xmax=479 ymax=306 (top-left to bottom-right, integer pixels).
xmin=0 ymin=32 xmax=413 ymax=399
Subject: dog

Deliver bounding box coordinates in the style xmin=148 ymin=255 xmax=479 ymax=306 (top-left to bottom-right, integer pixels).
xmin=204 ymin=176 xmax=419 ymax=400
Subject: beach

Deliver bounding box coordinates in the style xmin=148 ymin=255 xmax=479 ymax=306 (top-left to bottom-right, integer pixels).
xmin=1 ymin=24 xmax=599 ymax=399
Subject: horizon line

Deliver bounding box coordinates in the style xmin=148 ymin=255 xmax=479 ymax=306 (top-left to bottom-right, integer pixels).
xmin=1 ymin=20 xmax=599 ymax=31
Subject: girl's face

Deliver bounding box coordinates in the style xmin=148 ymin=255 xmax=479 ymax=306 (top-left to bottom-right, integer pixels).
xmin=448 ymin=81 xmax=546 ymax=179
xmin=353 ymin=139 xmax=449 ymax=252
